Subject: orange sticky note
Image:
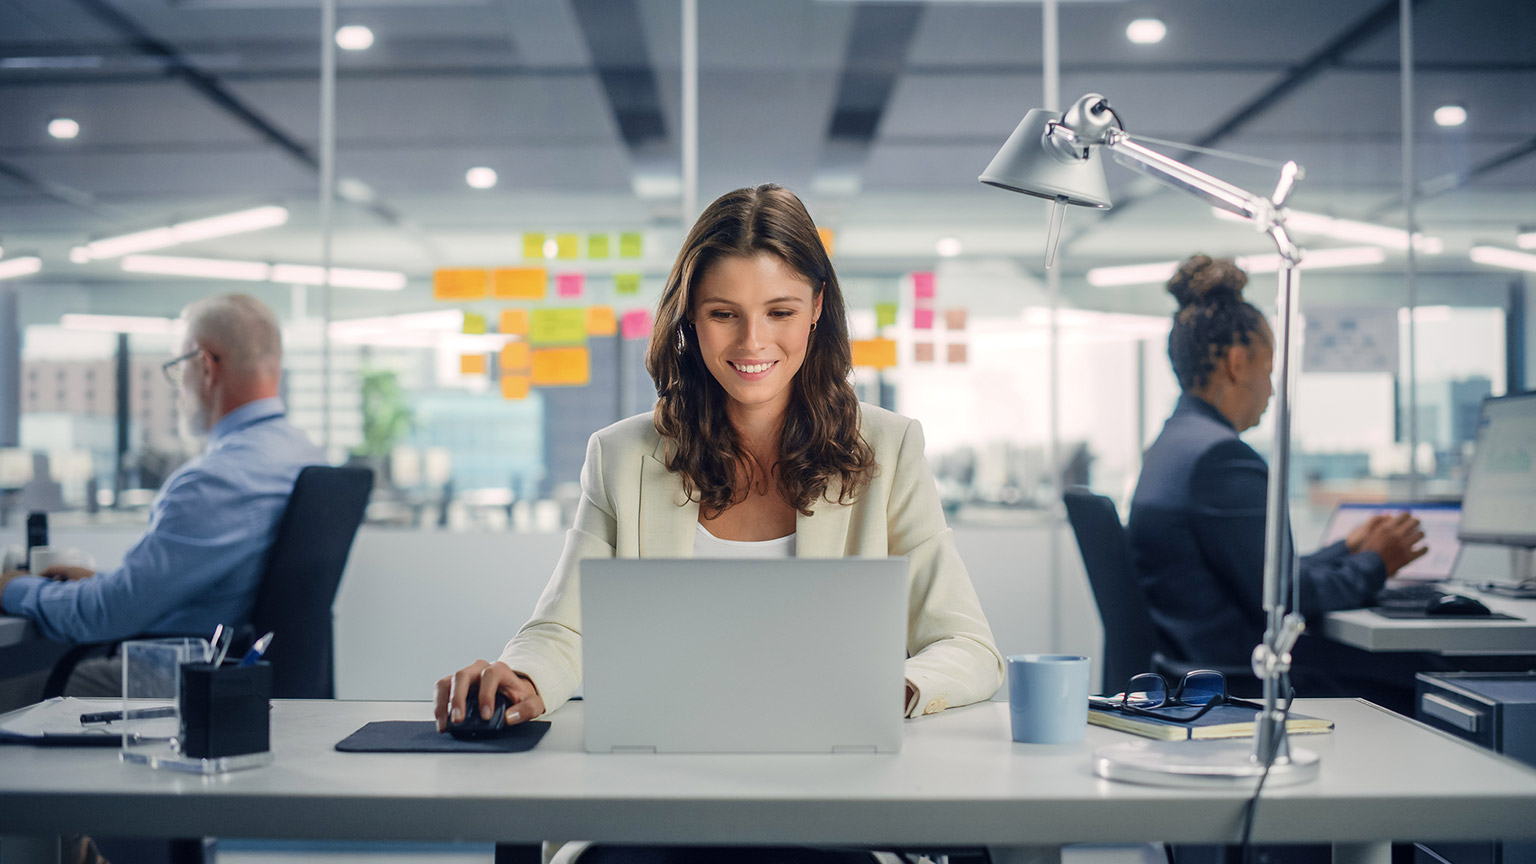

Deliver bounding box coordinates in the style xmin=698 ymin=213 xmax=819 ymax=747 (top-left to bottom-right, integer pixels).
xmin=493 ymin=268 xmax=546 ymax=300
xmin=531 ymin=347 xmax=590 ymax=386
xmin=850 ymin=338 xmax=898 ymax=369
xmin=501 ymin=375 xmax=531 ymax=401
xmin=818 ymin=227 xmax=835 ymax=256
xmin=947 ymin=343 xmax=968 ymax=364
xmin=499 ymin=308 xmax=529 ymax=335
xmin=945 ymin=308 xmax=968 ymax=331
xmin=499 ymin=341 xmax=531 ymax=372
xmin=586 ymin=305 xmax=617 ymax=336
xmin=460 ymin=354 xmax=487 ymax=375
xmin=914 ymin=342 xmax=935 ymax=363
xmin=433 ymin=269 xmax=487 ymax=301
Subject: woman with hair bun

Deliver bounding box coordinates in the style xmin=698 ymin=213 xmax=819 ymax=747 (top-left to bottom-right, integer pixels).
xmin=1127 ymin=254 xmax=1428 ymax=707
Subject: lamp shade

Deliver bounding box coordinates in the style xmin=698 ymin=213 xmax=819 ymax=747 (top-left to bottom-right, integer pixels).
xmin=980 ymin=109 xmax=1112 ymax=209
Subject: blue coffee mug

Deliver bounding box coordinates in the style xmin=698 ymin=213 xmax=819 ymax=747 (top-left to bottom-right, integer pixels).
xmin=1007 ymin=654 xmax=1090 ymax=744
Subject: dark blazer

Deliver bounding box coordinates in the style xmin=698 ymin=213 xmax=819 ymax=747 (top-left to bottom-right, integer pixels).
xmin=1127 ymin=394 xmax=1388 ymax=669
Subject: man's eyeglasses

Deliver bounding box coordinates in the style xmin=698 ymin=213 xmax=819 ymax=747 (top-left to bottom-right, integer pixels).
xmin=1089 ymin=670 xmax=1261 ymax=722
xmin=161 ymin=348 xmax=217 ymax=386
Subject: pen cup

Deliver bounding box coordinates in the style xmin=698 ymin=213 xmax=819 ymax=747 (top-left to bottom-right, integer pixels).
xmin=178 ymin=661 xmax=272 ymax=760
xmin=119 ymin=637 xmax=211 ymax=766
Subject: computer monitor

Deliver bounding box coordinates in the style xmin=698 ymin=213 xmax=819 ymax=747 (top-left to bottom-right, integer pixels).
xmin=1459 ymin=390 xmax=1536 ymax=549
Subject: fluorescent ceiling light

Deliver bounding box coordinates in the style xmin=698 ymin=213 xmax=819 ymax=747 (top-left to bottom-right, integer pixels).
xmin=83 ymin=206 xmax=289 ymax=260
xmin=1397 ymin=305 xmax=1453 ymax=324
xmin=1214 ymin=207 xmax=1442 ymax=253
xmin=122 ymin=254 xmax=405 ymax=290
xmin=466 ymin=167 xmax=498 ymax=190
xmin=1087 ymin=260 xmax=1178 ymax=287
xmin=270 ymin=264 xmax=407 ymax=291
xmin=1087 ymin=246 xmax=1385 ymax=287
xmin=1516 ymin=232 xmax=1536 ymax=250
xmin=1022 ymin=307 xmax=1170 ymax=338
xmin=47 ymin=118 xmax=79 ymax=139
xmin=60 ymin=313 xmax=180 ymax=335
xmin=69 ymin=247 xmax=90 ymax=264
xmin=1433 ymin=105 xmax=1467 ymax=127
xmin=936 ymin=237 xmax=963 ymax=258
xmin=1469 ymin=245 xmax=1536 ymax=274
xmin=331 ymin=310 xmax=464 ymax=337
xmin=0 ymin=257 xmax=42 ymax=280
xmin=335 ymin=25 xmax=374 ymax=51
xmin=1125 ymin=18 xmax=1166 ymax=44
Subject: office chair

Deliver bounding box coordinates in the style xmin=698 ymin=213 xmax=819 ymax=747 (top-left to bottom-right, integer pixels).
xmin=41 ymin=466 xmax=373 ymax=701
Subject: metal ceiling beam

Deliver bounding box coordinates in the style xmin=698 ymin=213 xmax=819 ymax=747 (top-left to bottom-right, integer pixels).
xmin=1368 ymin=132 xmax=1536 ymax=217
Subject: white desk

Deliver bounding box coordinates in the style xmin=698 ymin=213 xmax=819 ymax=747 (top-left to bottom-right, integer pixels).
xmin=1322 ymin=588 xmax=1536 ymax=655
xmin=2 ymin=699 xmax=1534 ymax=864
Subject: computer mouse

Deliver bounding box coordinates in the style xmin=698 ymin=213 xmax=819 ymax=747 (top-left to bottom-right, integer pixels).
xmin=445 ymin=682 xmax=515 ymax=738
xmin=1426 ymin=593 xmax=1492 ymax=617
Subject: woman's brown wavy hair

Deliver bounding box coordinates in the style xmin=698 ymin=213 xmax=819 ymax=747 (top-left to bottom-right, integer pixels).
xmin=645 ymin=183 xmax=876 ymax=517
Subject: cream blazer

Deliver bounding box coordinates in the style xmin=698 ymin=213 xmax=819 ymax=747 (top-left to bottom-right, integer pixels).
xmin=497 ymin=403 xmax=1005 ymax=718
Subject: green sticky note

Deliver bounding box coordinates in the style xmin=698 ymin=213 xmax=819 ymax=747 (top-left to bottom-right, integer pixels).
xmin=619 ymin=232 xmax=643 ymax=258
xmin=529 ymin=307 xmax=588 ymax=345
xmin=556 ymin=233 xmax=579 ymax=260
xmin=615 ymin=272 xmax=641 ymax=295
xmin=588 ymin=234 xmax=611 ymax=260
xmin=875 ymin=303 xmax=897 ymax=329
xmin=462 ymin=312 xmax=486 ymax=335
xmin=522 ymin=232 xmax=546 ymax=260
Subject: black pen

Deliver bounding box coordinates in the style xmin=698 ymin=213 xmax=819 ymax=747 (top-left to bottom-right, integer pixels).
xmin=80 ymin=706 xmax=177 ymax=725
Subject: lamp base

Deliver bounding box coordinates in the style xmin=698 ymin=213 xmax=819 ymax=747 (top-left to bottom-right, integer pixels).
xmin=1093 ymin=739 xmax=1320 ymax=788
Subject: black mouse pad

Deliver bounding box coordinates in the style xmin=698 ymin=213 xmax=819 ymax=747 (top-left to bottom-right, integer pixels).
xmin=335 ymin=720 xmax=551 ymax=753
xmin=1369 ymin=607 xmax=1519 ymax=620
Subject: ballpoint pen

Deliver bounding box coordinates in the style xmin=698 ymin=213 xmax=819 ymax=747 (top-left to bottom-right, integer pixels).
xmin=238 ymin=631 xmax=275 ymax=666
xmin=211 ymin=624 xmax=234 ymax=667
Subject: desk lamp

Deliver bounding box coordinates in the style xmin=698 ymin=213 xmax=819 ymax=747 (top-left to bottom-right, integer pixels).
xmin=982 ymin=93 xmax=1319 ymax=786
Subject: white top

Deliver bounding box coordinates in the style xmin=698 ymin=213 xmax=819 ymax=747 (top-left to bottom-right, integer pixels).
xmin=692 ymin=522 xmax=796 ymax=558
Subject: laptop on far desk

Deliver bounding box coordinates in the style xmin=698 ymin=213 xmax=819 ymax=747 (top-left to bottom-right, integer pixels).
xmin=581 ymin=558 xmax=908 ymax=754
xmin=1321 ymin=500 xmax=1464 ymax=583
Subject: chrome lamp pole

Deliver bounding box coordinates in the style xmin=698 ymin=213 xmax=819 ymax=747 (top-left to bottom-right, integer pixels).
xmin=981 ymin=93 xmax=1318 ymax=786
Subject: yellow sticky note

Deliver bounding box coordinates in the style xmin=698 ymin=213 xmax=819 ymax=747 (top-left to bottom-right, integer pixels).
xmin=493 ymin=268 xmax=546 ymax=300
xmin=530 ymin=308 xmax=587 ymax=345
xmin=532 ymin=347 xmax=590 ymax=386
xmin=462 ymin=312 xmax=486 ymax=335
xmin=619 ymin=232 xmax=643 ymax=258
xmin=588 ymin=234 xmax=611 ymax=260
xmin=615 ymin=272 xmax=641 ymax=295
xmin=501 ymin=375 xmax=531 ymax=401
xmin=460 ymin=354 xmax=487 ymax=376
xmin=499 ymin=341 xmax=531 ymax=372
xmin=433 ymin=269 xmax=487 ymax=301
xmin=875 ymin=303 xmax=897 ymax=328
xmin=818 ymin=227 xmax=835 ymax=256
xmin=586 ymin=305 xmax=617 ymax=336
xmin=523 ymin=233 xmax=546 ymax=260
xmin=499 ymin=308 xmax=529 ymax=335
xmin=556 ymin=234 xmax=579 ymax=259
xmin=850 ymin=338 xmax=898 ymax=369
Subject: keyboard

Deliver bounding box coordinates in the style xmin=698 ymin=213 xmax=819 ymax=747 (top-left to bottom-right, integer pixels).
xmin=1373 ymin=583 xmax=1452 ymax=609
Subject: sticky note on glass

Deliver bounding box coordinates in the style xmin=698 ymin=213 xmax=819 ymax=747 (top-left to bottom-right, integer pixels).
xmin=460 ymin=354 xmax=487 ymax=376
xmin=530 ymin=308 xmax=587 ymax=345
xmin=588 ymin=234 xmax=611 ymax=260
xmin=500 ymin=341 xmax=531 ymax=372
xmin=556 ymin=273 xmax=584 ymax=298
xmin=493 ymin=268 xmax=546 ymax=300
xmin=523 ymin=233 xmax=547 ymax=260
xmin=556 ymin=234 xmax=579 ymax=260
xmin=501 ymin=375 xmax=531 ymax=401
xmin=912 ymin=272 xmax=936 ymax=299
xmin=433 ymin=269 xmax=487 ymax=301
xmin=914 ymin=342 xmax=935 ymax=364
xmin=587 ymin=305 xmax=617 ymax=336
xmin=947 ymin=343 xmax=968 ymax=364
xmin=462 ymin=312 xmax=486 ymax=335
xmin=875 ymin=303 xmax=898 ymax=329
xmin=532 ymin=347 xmax=590 ymax=386
xmin=619 ymin=232 xmax=643 ymax=258
xmin=913 ymin=308 xmax=935 ymax=330
xmin=850 ymin=339 xmax=898 ymax=369
xmin=499 ymin=308 xmax=529 ymax=335
xmin=818 ymin=227 xmax=835 ymax=256
xmin=621 ymin=308 xmax=653 ymax=340
xmin=945 ymin=308 xmax=968 ymax=331
xmin=615 ymin=272 xmax=641 ymax=295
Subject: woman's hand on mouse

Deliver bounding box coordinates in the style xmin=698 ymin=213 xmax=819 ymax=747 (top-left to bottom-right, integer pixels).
xmin=434 ymin=660 xmax=545 ymax=733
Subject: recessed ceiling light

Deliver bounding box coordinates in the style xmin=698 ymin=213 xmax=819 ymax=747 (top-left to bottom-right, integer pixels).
xmin=335 ymin=25 xmax=374 ymax=51
xmin=1516 ymin=231 xmax=1536 ymax=250
xmin=542 ymin=239 xmax=559 ymax=258
xmin=465 ymin=167 xmax=498 ymax=190
xmin=1125 ymin=18 xmax=1166 ymax=44
xmin=936 ymin=237 xmax=963 ymax=258
xmin=48 ymin=118 xmax=80 ymax=139
xmin=1433 ymin=104 xmax=1467 ymax=127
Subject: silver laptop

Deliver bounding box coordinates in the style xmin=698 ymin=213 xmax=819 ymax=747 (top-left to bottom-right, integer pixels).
xmin=1321 ymin=501 xmax=1464 ymax=582
xmin=581 ymin=558 xmax=907 ymax=754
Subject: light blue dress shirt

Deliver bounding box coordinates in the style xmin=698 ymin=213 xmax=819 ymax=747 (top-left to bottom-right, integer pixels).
xmin=2 ymin=397 xmax=326 ymax=644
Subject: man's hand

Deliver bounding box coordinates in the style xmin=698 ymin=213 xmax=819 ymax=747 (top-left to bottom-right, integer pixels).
xmin=1345 ymin=514 xmax=1390 ymax=554
xmin=0 ymin=569 xmax=27 ymax=609
xmin=1356 ymin=512 xmax=1429 ymax=576
xmin=40 ymin=565 xmax=95 ymax=582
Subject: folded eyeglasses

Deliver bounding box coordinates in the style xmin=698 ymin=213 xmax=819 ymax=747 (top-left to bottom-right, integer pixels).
xmin=1088 ymin=669 xmax=1263 ymax=722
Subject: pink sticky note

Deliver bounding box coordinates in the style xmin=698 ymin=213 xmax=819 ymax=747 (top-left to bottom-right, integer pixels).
xmin=913 ymin=307 xmax=935 ymax=330
xmin=556 ymin=273 xmax=585 ymax=298
xmin=912 ymin=272 xmax=936 ymax=299
xmin=621 ymin=309 xmax=653 ymax=340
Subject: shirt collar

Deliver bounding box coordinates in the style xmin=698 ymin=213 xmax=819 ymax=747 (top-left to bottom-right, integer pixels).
xmin=1177 ymin=392 xmax=1236 ymax=432
xmin=209 ymin=397 xmax=286 ymax=442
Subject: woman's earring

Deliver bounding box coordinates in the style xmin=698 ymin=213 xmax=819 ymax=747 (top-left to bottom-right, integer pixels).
xmin=809 ymin=321 xmax=817 ymax=332
xmin=676 ymin=325 xmax=687 ymax=354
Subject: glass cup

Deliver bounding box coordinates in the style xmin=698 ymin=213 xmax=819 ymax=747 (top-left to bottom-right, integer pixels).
xmin=118 ymin=637 xmax=210 ymax=769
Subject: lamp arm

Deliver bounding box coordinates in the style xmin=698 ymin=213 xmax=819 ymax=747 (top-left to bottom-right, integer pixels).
xmin=1101 ymin=133 xmax=1276 ymax=225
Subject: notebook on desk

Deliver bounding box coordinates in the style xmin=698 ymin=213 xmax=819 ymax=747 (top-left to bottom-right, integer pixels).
xmin=580 ymin=557 xmax=908 ymax=754
xmin=1321 ymin=501 xmax=1464 ymax=582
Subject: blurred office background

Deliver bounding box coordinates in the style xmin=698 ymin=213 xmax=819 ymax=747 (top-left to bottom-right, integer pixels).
xmin=0 ymin=0 xmax=1532 ymax=697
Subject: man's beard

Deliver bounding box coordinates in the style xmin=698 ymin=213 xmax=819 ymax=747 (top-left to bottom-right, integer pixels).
xmin=177 ymin=388 xmax=210 ymax=448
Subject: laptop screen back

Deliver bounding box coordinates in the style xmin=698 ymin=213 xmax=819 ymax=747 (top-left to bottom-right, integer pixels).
xmin=1321 ymin=501 xmax=1462 ymax=582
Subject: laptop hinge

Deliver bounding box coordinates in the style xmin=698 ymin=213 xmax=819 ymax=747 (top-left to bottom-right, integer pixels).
xmin=831 ymin=744 xmax=879 ymax=754
xmin=609 ymin=745 xmax=657 ymax=754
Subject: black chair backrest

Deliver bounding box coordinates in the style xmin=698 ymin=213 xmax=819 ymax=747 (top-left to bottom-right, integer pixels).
xmin=1062 ymin=487 xmax=1160 ymax=695
xmin=247 ymin=465 xmax=373 ymax=699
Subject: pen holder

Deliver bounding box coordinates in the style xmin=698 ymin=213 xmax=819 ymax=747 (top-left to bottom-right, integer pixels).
xmin=178 ymin=661 xmax=272 ymax=760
